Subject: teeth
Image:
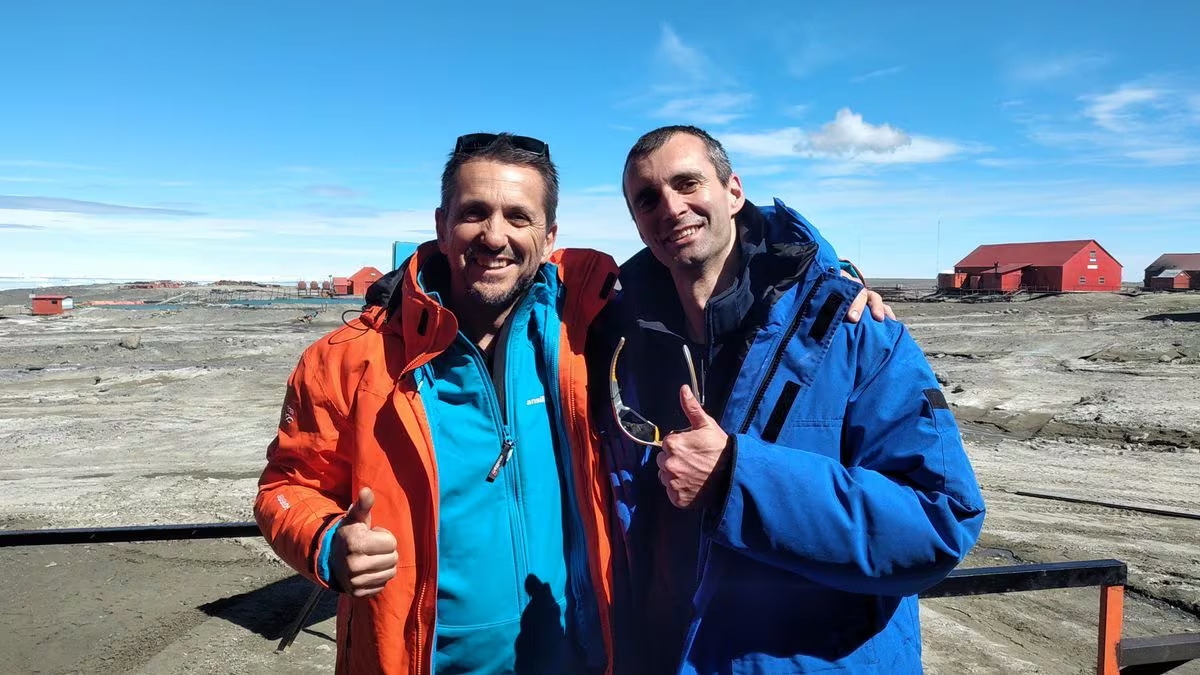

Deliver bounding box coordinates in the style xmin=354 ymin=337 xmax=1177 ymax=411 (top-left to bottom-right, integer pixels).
xmin=474 ymin=259 xmax=511 ymax=269
xmin=670 ymin=226 xmax=699 ymax=243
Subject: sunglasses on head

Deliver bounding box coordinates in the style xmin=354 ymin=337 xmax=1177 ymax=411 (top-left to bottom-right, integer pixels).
xmin=608 ymin=337 xmax=700 ymax=447
xmin=454 ymin=133 xmax=550 ymax=159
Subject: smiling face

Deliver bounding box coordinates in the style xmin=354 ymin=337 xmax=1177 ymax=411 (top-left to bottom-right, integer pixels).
xmin=435 ymin=159 xmax=557 ymax=312
xmin=623 ymin=132 xmax=745 ymax=276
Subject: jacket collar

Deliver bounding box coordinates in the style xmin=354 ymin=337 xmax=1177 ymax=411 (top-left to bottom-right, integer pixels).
xmin=619 ymin=200 xmax=775 ymax=346
xmin=361 ymin=242 xmax=619 ymax=375
xmin=358 ymin=241 xmax=459 ymax=376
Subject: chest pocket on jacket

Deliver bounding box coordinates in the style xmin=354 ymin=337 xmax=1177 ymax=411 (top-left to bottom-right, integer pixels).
xmin=759 ymin=379 xmax=844 ymax=462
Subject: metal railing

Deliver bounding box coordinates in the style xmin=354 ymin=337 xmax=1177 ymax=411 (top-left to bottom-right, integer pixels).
xmin=922 ymin=559 xmax=1128 ymax=674
xmin=3 ymin=524 xmax=1197 ymax=673
xmin=0 ymin=522 xmax=259 ymax=547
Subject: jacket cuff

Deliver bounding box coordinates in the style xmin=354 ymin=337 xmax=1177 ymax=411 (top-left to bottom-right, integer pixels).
xmin=314 ymin=516 xmax=345 ymax=591
xmin=702 ymin=434 xmax=738 ymax=535
xmin=838 ymin=259 xmax=865 ymax=284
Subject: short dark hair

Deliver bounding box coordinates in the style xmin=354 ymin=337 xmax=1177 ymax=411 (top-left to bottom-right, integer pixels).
xmin=440 ymin=132 xmax=559 ymax=224
xmin=623 ymin=125 xmax=734 ymax=187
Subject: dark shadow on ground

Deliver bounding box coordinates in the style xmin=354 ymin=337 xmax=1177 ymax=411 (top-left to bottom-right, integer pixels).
xmin=198 ymin=574 xmax=337 ymax=641
xmin=1140 ymin=312 xmax=1200 ymax=323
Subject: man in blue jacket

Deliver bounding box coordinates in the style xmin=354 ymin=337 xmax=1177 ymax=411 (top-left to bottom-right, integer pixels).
xmin=595 ymin=125 xmax=985 ymax=673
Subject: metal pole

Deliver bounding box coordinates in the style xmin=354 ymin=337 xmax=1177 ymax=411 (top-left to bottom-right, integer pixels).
xmin=277 ymin=584 xmax=326 ymax=652
xmin=1097 ymin=583 xmax=1124 ymax=675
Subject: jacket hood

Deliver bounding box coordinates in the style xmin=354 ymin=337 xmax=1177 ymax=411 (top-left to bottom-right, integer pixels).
xmin=352 ymin=241 xmax=460 ymax=375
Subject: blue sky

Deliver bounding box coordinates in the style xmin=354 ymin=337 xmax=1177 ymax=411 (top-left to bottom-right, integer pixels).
xmin=1 ymin=1 xmax=1197 ymax=283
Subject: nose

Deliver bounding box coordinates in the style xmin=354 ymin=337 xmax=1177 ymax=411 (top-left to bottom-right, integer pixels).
xmin=476 ymin=216 xmax=509 ymax=251
xmin=658 ymin=188 xmax=688 ymax=224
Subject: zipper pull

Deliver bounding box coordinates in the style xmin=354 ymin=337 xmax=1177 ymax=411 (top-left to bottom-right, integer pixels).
xmin=486 ymin=438 xmax=514 ymax=482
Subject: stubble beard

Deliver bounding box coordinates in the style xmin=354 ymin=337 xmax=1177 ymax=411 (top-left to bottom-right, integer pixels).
xmin=464 ymin=263 xmax=538 ymax=310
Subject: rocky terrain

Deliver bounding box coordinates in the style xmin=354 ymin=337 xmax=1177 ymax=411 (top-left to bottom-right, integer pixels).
xmin=0 ymin=286 xmax=1196 ymax=673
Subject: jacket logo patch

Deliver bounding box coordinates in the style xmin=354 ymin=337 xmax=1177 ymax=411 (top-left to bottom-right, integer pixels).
xmin=526 ymin=395 xmax=546 ymax=406
xmin=923 ymin=388 xmax=949 ymax=410
xmin=809 ymin=294 xmax=844 ymax=343
xmin=280 ymin=401 xmax=297 ymax=428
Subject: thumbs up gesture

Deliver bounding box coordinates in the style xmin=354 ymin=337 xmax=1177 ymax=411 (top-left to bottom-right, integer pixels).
xmin=331 ymin=487 xmax=398 ymax=597
xmin=656 ymin=385 xmax=732 ymax=510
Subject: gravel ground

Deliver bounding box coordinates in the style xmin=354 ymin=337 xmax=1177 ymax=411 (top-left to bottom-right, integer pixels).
xmin=0 ymin=285 xmax=1197 ymax=674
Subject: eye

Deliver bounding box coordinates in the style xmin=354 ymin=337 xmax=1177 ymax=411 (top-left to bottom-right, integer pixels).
xmin=507 ymin=210 xmax=533 ymax=226
xmin=634 ymin=193 xmax=658 ymax=212
xmin=460 ymin=206 xmax=486 ymax=222
xmin=677 ymin=178 xmax=700 ymax=193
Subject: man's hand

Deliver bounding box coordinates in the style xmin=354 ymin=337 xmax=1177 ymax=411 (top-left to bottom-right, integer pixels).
xmin=840 ymin=269 xmax=895 ymax=323
xmin=331 ymin=487 xmax=398 ymax=597
xmin=657 ymin=385 xmax=732 ymax=510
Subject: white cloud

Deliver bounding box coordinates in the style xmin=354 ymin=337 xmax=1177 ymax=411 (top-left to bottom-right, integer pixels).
xmin=653 ymin=93 xmax=753 ymax=126
xmin=0 ymin=206 xmax=433 ymax=242
xmin=850 ymin=66 xmax=905 ymax=84
xmin=0 ymin=159 xmax=99 ymax=170
xmin=785 ymin=104 xmax=809 ymax=118
xmin=553 ymin=193 xmax=643 ymax=263
xmin=304 ymin=184 xmax=361 ymax=199
xmin=1022 ymin=80 xmax=1200 ymax=166
xmin=0 ymin=176 xmax=54 ymax=183
xmin=851 ymin=137 xmax=963 ymax=164
xmin=808 ymin=108 xmax=911 ymax=156
xmin=720 ymin=109 xmax=968 ymax=167
xmin=1083 ymin=85 xmax=1162 ymax=132
xmin=976 ymin=157 xmax=1035 ymax=169
xmin=579 ymin=184 xmax=620 ymax=195
xmin=1125 ymin=147 xmax=1199 ymax=164
xmin=722 ymin=128 xmax=809 ymax=158
xmin=733 ymin=164 xmax=791 ymax=177
xmin=634 ymin=25 xmax=750 ymax=126
xmin=0 ymin=195 xmax=203 ymax=216
xmin=0 ymin=206 xmax=439 ymax=280
xmin=656 ymin=25 xmax=709 ymax=87
xmin=747 ymin=175 xmax=1200 ymax=278
xmin=1009 ymin=53 xmax=1108 ymax=84
xmin=778 ymin=21 xmax=851 ymax=78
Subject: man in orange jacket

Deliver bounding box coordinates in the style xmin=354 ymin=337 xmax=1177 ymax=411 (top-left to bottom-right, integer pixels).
xmin=255 ymin=133 xmax=620 ymax=674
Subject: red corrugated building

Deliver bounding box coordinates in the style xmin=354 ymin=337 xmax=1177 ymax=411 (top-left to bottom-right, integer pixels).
xmin=32 ymin=295 xmax=74 ymax=315
xmin=940 ymin=240 xmax=1122 ymax=292
xmin=331 ymin=277 xmax=350 ymax=295
xmin=1143 ymin=253 xmax=1200 ymax=290
xmin=349 ymin=266 xmax=383 ymax=295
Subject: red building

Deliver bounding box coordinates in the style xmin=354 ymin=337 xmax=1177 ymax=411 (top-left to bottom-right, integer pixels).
xmin=32 ymin=295 xmax=73 ymax=315
xmin=348 ymin=266 xmax=384 ymax=295
xmin=940 ymin=240 xmax=1122 ymax=292
xmin=1143 ymin=253 xmax=1200 ymax=290
xmin=331 ymin=277 xmax=350 ymax=295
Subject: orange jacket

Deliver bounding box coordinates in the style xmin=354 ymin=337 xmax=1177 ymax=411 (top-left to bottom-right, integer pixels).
xmin=255 ymin=243 xmax=619 ymax=674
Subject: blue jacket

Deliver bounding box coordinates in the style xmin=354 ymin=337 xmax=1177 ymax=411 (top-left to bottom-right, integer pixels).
xmin=594 ymin=200 xmax=985 ymax=674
